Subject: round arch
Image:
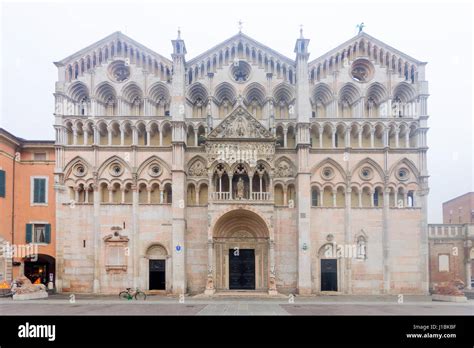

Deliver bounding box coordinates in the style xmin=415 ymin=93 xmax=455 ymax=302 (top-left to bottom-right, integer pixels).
xmin=211 ymin=208 xmax=271 ymax=292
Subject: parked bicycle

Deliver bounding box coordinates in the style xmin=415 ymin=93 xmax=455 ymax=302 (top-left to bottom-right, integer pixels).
xmin=119 ymin=287 xmax=146 ymax=300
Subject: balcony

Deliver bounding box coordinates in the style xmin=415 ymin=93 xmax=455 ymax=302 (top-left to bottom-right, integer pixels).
xmin=211 ymin=191 xmax=271 ymax=202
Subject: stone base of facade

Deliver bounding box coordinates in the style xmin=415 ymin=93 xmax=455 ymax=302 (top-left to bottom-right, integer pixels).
xmin=432 ymin=294 xmax=467 ymax=302
xmin=13 ymin=291 xmax=48 ymax=301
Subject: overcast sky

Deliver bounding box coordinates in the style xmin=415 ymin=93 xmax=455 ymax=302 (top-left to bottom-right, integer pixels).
xmin=0 ymin=0 xmax=472 ymax=222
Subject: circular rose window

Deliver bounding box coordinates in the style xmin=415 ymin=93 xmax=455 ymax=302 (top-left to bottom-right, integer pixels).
xmin=359 ymin=167 xmax=373 ymax=180
xmin=321 ymin=166 xmax=335 ymax=180
xmin=230 ymin=60 xmax=251 ymax=83
xmin=396 ymin=168 xmax=410 ymax=181
xmin=73 ymin=163 xmax=87 ymax=177
xmin=108 ymin=60 xmax=130 ymax=82
xmin=148 ymin=163 xmax=162 ymax=177
xmin=109 ymin=163 xmax=123 ymax=177
xmin=350 ymin=59 xmax=374 ymax=83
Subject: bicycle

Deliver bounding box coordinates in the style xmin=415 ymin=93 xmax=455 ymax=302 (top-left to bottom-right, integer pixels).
xmin=0 ymin=289 xmax=14 ymax=298
xmin=119 ymin=287 xmax=147 ymax=300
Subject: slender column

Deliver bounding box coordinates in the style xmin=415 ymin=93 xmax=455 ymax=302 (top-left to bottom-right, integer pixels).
xmin=132 ymin=183 xmax=139 ymax=288
xmin=370 ymin=129 xmax=375 ymax=148
xmin=358 ymin=191 xmax=362 ymax=207
xmin=159 ymin=189 xmax=164 ymax=204
xmin=319 ymin=190 xmax=324 ymax=207
xmin=74 ymin=187 xmax=79 ymax=203
xmin=331 ymin=129 xmax=336 ymax=148
xmin=332 ymin=190 xmax=337 ymax=207
xmin=147 ymin=188 xmax=152 ymax=204
xmin=268 ymin=240 xmax=277 ymax=294
xmin=382 ymin=188 xmax=390 ymax=293
xmin=84 ymin=131 xmax=88 ymax=145
xmin=395 ymin=130 xmax=400 ymax=148
xmin=358 ymin=129 xmax=362 ymax=148
xmin=249 ymin=175 xmax=253 ymax=199
xmin=204 ymin=238 xmax=216 ymax=294
xmin=319 ymin=127 xmax=323 ymax=148
xmin=146 ymin=130 xmax=151 ymax=146
xmin=72 ymin=127 xmax=78 ymax=145
xmin=108 ymin=126 xmax=113 ymax=145
xmin=284 ymin=128 xmax=288 ymax=148
xmin=466 ymin=258 xmax=472 ymax=290
xmin=92 ymin=183 xmax=101 ymax=293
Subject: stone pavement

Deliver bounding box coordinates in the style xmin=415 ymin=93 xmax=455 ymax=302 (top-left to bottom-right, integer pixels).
xmin=0 ymin=294 xmax=473 ymax=315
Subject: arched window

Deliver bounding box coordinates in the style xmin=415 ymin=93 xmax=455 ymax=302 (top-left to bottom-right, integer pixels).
xmin=311 ymin=188 xmax=319 ymax=207
xmin=407 ymin=191 xmax=415 ymax=207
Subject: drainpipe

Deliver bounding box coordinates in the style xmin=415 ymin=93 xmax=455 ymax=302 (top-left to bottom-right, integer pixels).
xmin=11 ymin=147 xmax=17 ymax=276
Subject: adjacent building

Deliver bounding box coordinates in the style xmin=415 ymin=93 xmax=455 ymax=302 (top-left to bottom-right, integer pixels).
xmin=428 ymin=193 xmax=474 ymax=291
xmin=0 ymin=128 xmax=56 ymax=286
xmin=52 ymin=29 xmax=430 ymax=295
xmin=443 ymin=192 xmax=474 ymax=224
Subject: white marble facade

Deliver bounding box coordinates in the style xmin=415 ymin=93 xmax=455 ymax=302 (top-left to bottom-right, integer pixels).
xmin=53 ymin=29 xmax=429 ymax=295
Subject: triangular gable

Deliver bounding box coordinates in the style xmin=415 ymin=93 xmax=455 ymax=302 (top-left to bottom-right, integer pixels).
xmin=207 ymin=106 xmax=274 ymax=140
xmin=309 ymin=31 xmax=426 ymax=68
xmin=54 ymin=31 xmax=172 ymax=67
xmin=187 ymin=32 xmax=294 ymax=67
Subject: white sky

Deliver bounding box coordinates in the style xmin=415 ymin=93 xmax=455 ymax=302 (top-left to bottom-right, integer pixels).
xmin=0 ymin=0 xmax=472 ymax=222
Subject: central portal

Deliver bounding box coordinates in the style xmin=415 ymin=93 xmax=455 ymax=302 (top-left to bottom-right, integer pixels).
xmin=229 ymin=249 xmax=255 ymax=290
xmin=212 ymin=208 xmax=270 ymax=291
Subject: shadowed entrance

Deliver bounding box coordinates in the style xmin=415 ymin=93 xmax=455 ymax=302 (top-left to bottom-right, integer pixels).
xmin=213 ymin=209 xmax=269 ymax=291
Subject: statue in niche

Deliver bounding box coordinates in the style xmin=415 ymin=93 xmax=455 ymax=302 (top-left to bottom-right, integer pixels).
xmin=236 ymin=116 xmax=245 ymax=137
xmin=236 ymin=177 xmax=245 ymax=199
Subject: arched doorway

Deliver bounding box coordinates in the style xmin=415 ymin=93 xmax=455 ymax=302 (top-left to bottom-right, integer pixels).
xmin=145 ymin=244 xmax=169 ymax=291
xmin=212 ymin=209 xmax=270 ymax=291
xmin=23 ymin=254 xmax=56 ymax=286
xmin=316 ymin=243 xmax=341 ymax=293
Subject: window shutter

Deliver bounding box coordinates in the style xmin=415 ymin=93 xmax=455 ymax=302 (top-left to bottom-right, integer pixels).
xmin=26 ymin=224 xmax=33 ymax=243
xmin=0 ymin=170 xmax=5 ymax=197
xmin=33 ymin=179 xmax=39 ymax=203
xmin=45 ymin=224 xmax=51 ymax=244
xmin=40 ymin=179 xmax=46 ymax=203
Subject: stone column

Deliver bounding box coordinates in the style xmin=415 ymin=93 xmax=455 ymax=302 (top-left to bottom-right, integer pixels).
xmin=268 ymin=239 xmax=277 ymax=295
xmin=93 ymin=182 xmax=101 ymax=293
xmin=319 ymin=127 xmax=323 ymax=148
xmin=382 ymin=187 xmax=391 ymax=293
xmin=466 ymin=255 xmax=472 ymax=290
xmin=344 ymin=186 xmax=352 ymax=294
xmin=204 ymin=239 xmax=215 ymax=294
xmin=132 ymin=183 xmax=140 ymax=288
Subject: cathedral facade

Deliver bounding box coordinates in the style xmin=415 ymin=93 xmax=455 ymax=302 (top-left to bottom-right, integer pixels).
xmin=53 ymin=29 xmax=429 ymax=295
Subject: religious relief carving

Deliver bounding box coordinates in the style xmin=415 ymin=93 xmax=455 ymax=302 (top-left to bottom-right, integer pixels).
xmin=207 ymin=106 xmax=273 ymax=140
xmin=274 ymin=160 xmax=294 ymax=178
xmin=188 ymin=160 xmax=207 ymax=177
xmin=206 ymin=143 xmax=275 ymax=166
xmin=230 ymin=230 xmax=254 ymax=238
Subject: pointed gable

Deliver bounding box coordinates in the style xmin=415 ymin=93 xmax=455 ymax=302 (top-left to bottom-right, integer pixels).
xmin=186 ymin=32 xmax=295 ymax=68
xmin=54 ymin=32 xmax=173 ymax=85
xmin=207 ymin=106 xmax=274 ymax=140
xmin=309 ymin=32 xmax=425 ymax=68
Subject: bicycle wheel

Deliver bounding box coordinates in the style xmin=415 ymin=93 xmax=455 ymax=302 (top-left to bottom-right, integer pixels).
xmin=119 ymin=291 xmax=130 ymax=300
xmin=135 ymin=291 xmax=147 ymax=301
